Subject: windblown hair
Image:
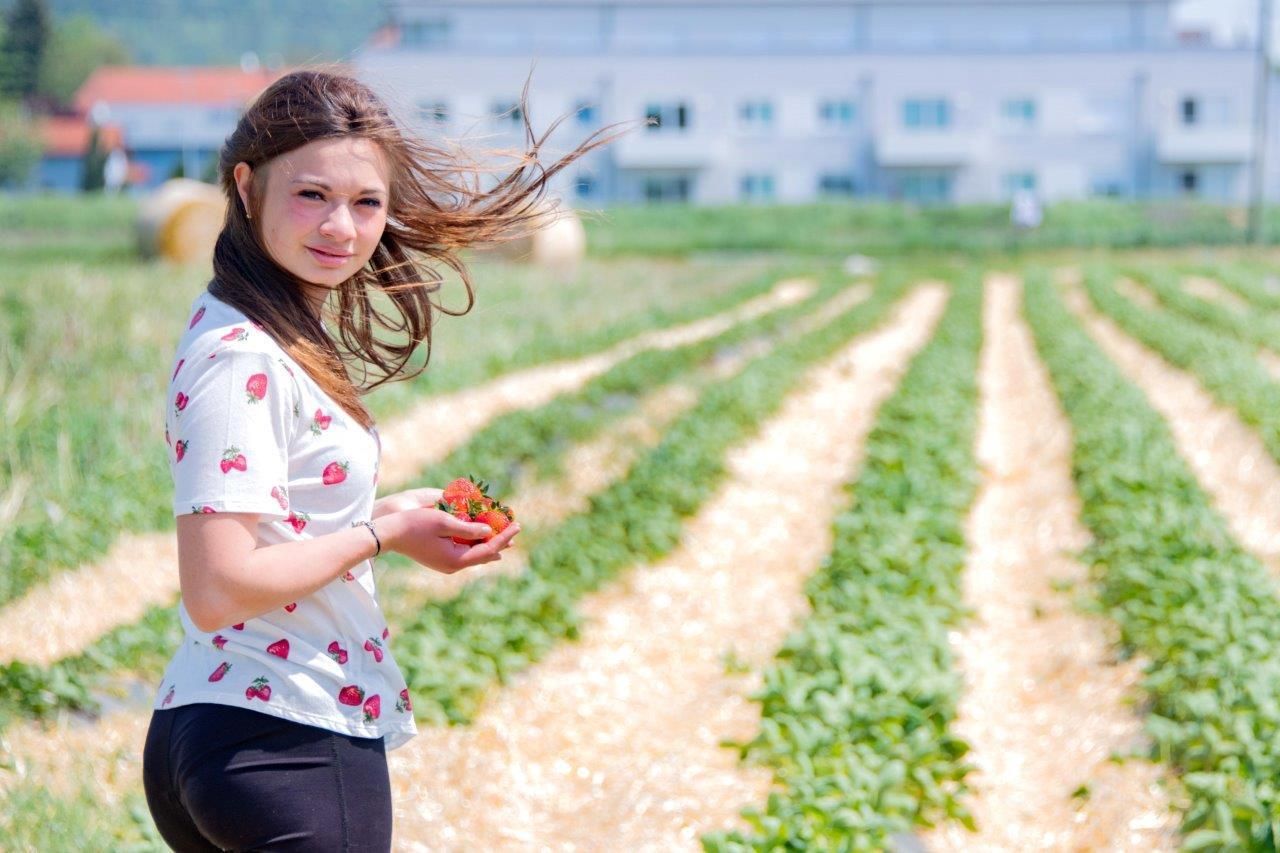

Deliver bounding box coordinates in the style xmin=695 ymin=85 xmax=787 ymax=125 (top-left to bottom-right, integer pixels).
xmin=211 ymin=67 xmax=630 ymax=430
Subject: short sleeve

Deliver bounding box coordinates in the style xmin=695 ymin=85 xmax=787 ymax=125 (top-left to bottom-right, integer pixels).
xmin=170 ymin=347 xmax=299 ymax=520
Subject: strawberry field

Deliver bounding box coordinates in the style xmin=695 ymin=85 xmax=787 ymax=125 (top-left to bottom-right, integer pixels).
xmin=8 ymin=196 xmax=1280 ymax=850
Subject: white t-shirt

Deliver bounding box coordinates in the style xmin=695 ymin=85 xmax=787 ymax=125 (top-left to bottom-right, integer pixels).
xmin=152 ymin=287 xmax=418 ymax=750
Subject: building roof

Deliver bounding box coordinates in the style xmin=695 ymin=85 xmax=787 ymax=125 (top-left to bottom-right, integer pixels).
xmin=39 ymin=115 xmax=124 ymax=157
xmin=73 ymin=66 xmax=287 ymax=112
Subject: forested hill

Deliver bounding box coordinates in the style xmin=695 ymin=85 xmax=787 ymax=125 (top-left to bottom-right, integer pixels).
xmin=6 ymin=0 xmax=385 ymax=65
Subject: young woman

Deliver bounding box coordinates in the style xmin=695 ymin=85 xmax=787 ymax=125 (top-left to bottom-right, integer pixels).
xmin=142 ymin=68 xmax=625 ymax=850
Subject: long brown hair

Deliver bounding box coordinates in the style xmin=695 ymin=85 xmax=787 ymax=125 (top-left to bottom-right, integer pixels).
xmin=211 ymin=67 xmax=631 ymax=430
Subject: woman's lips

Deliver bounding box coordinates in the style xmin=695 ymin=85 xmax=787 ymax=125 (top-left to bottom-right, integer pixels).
xmin=307 ymin=246 xmax=353 ymax=268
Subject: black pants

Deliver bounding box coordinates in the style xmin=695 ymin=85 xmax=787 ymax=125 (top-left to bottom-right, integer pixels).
xmin=142 ymin=703 xmax=393 ymax=851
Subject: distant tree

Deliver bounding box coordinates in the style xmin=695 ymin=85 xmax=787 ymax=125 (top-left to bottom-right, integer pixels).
xmin=81 ymin=124 xmax=106 ymax=192
xmin=0 ymin=100 xmax=41 ymax=188
xmin=38 ymin=15 xmax=129 ymax=107
xmin=0 ymin=0 xmax=51 ymax=100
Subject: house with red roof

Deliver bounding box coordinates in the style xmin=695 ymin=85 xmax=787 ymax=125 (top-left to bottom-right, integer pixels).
xmin=34 ymin=65 xmax=287 ymax=192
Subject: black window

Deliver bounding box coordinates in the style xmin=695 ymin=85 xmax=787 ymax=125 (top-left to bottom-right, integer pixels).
xmin=1181 ymin=97 xmax=1198 ymax=126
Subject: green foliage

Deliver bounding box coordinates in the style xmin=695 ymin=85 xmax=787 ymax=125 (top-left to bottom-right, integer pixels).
xmin=42 ymin=0 xmax=382 ymax=65
xmin=0 ymin=98 xmax=40 ymax=187
xmin=583 ymin=200 xmax=1256 ymax=257
xmin=37 ymin=13 xmax=129 ymax=106
xmin=703 ymin=276 xmax=983 ymax=850
xmin=0 ymin=777 xmax=164 ymax=851
xmin=0 ymin=0 xmax=50 ymax=99
xmin=1025 ymin=268 xmax=1280 ymax=850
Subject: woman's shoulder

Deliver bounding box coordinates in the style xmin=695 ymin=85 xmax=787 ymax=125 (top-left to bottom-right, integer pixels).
xmin=170 ymin=292 xmax=299 ymax=390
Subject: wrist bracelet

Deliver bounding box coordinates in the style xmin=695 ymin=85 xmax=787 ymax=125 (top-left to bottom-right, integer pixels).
xmin=357 ymin=520 xmax=381 ymax=557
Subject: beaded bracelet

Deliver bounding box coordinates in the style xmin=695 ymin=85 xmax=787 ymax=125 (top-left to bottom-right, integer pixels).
xmin=357 ymin=519 xmax=381 ymax=557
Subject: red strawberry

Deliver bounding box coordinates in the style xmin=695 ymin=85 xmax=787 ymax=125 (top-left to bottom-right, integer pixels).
xmin=245 ymin=373 xmax=268 ymax=403
xmin=174 ymin=439 xmax=188 ymax=462
xmin=232 ymin=623 xmax=245 ymax=631
xmin=209 ymin=661 xmax=232 ymax=682
xmin=327 ymin=641 xmax=348 ymax=664
xmin=311 ymin=409 xmax=332 ymax=435
xmin=172 ymin=358 xmax=185 ymax=381
xmin=341 ymin=570 xmax=356 ymax=582
xmin=441 ymin=477 xmax=485 ymax=513
xmin=475 ymin=508 xmax=512 ymax=541
xmin=192 ymin=505 xmax=216 ymax=514
xmin=220 ymin=447 xmax=247 ymax=473
xmin=212 ymin=634 xmax=227 ymax=650
xmin=174 ymin=391 xmax=189 ymax=413
xmin=363 ymin=694 xmax=381 ymax=722
xmin=283 ymin=601 xmax=297 ymax=613
xmin=322 ymin=460 xmax=350 ymax=486
xmin=189 ymin=306 xmax=206 ymax=329
xmin=277 ymin=358 xmax=294 ymax=378
xmin=246 ymin=676 xmax=271 ymax=701
xmin=363 ymin=637 xmax=384 ymax=663
xmin=382 ymin=626 xmax=389 ymax=640
xmin=251 ymin=320 xmax=265 ymax=331
xmin=271 ymin=486 xmax=289 ymax=510
xmin=267 ymin=639 xmax=290 ymax=659
xmin=221 ymin=327 xmax=248 ymax=342
xmin=162 ymin=685 xmax=175 ymax=706
xmin=286 ymin=511 xmax=310 ymax=533
xmin=338 ymin=684 xmax=364 ymax=706
xmin=395 ymin=688 xmax=412 ymax=713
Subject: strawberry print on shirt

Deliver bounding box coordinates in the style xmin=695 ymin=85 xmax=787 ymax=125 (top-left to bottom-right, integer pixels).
xmin=153 ymin=288 xmax=415 ymax=750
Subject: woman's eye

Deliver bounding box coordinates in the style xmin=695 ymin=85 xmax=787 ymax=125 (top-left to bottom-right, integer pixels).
xmin=299 ymin=190 xmax=324 ymax=200
xmin=359 ymin=198 xmax=383 ymax=208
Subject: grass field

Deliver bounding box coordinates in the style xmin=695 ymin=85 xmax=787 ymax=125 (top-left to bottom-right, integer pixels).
xmin=6 ymin=194 xmax=1280 ymax=849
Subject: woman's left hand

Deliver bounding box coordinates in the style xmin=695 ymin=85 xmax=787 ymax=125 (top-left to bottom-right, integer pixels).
xmin=371 ymin=486 xmax=444 ymax=518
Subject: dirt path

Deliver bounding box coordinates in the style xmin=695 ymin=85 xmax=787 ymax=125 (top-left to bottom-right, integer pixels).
xmin=386 ymin=284 xmax=948 ymax=851
xmin=919 ymin=274 xmax=1177 ymax=852
xmin=1062 ymin=277 xmax=1280 ymax=578
xmin=1183 ymin=274 xmax=1248 ymax=312
xmin=0 ymin=279 xmax=815 ymax=668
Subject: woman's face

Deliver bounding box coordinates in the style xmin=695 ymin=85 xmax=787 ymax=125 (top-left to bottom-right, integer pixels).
xmin=234 ymin=136 xmax=390 ymax=311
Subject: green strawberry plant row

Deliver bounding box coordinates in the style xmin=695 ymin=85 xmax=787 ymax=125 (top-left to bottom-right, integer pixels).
xmin=702 ymin=275 xmax=982 ymax=851
xmin=1082 ymin=264 xmax=1280 ymax=468
xmin=1121 ymin=265 xmax=1280 ymax=359
xmin=1025 ymin=268 xmax=1280 ymax=849
xmin=389 ymin=270 xmax=926 ymax=726
xmin=0 ymin=266 xmax=859 ymax=725
xmin=1186 ymin=260 xmax=1280 ymax=314
xmin=0 ymin=259 xmax=796 ymax=611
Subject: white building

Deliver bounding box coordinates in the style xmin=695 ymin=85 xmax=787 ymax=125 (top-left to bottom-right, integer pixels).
xmin=356 ymin=0 xmax=1274 ymax=206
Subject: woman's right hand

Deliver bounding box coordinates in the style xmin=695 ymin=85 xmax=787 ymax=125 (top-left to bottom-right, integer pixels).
xmin=380 ymin=507 xmax=520 ymax=575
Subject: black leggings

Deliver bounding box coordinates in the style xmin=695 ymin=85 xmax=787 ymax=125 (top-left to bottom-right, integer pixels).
xmin=142 ymin=703 xmax=392 ymax=851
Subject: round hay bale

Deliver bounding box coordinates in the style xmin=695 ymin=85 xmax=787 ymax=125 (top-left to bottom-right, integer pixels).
xmin=136 ymin=178 xmax=226 ymax=264
xmin=486 ymin=198 xmax=586 ymax=277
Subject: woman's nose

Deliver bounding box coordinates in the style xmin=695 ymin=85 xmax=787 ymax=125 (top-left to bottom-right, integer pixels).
xmin=318 ymin=204 xmax=356 ymax=241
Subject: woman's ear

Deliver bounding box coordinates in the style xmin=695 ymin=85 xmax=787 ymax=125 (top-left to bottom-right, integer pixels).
xmin=232 ymin=162 xmax=254 ymax=218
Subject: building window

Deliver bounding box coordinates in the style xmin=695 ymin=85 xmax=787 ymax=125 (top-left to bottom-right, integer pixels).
xmin=642 ymin=174 xmax=693 ymax=202
xmin=903 ymin=98 xmax=951 ymax=130
xmin=1181 ymin=97 xmax=1198 ymax=126
xmin=899 ymin=171 xmax=952 ymax=204
xmin=818 ymin=99 xmax=856 ymax=129
xmin=575 ymin=174 xmax=595 ymax=199
xmin=1180 ymin=169 xmax=1199 ymax=194
xmin=1002 ymin=171 xmax=1036 ymax=197
xmin=739 ymin=99 xmax=774 ymax=131
xmin=818 ymin=173 xmax=857 ymax=197
xmin=575 ymin=100 xmax=597 ymax=125
xmin=1000 ymin=98 xmax=1036 ymax=131
xmin=402 ymin=18 xmax=451 ymax=48
xmin=740 ymin=173 xmax=776 ymax=201
xmin=492 ymin=100 xmax=523 ymax=126
xmin=645 ymin=102 xmax=691 ymax=132
xmin=417 ymin=100 xmax=448 ymax=125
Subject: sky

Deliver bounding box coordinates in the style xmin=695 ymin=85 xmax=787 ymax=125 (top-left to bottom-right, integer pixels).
xmin=1175 ymin=0 xmax=1268 ymax=48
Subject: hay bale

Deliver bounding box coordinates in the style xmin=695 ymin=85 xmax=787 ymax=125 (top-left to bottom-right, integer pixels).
xmin=487 ymin=199 xmax=586 ymax=277
xmin=136 ymin=178 xmax=226 ymax=264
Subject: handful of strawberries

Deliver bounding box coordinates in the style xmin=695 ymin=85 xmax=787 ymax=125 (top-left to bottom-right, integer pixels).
xmin=437 ymin=476 xmax=516 ymax=545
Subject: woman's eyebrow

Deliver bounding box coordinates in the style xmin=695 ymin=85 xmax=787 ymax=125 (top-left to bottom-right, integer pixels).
xmin=291 ymin=177 xmax=387 ymax=196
